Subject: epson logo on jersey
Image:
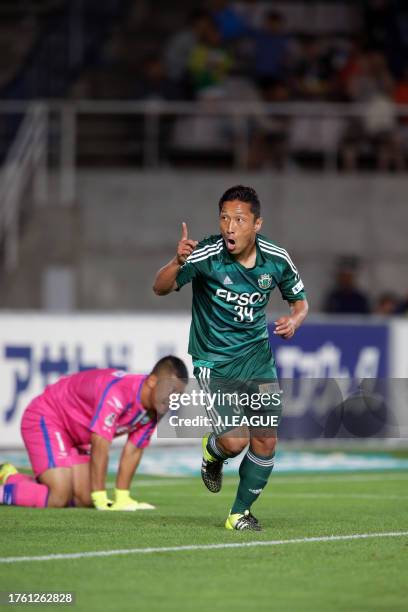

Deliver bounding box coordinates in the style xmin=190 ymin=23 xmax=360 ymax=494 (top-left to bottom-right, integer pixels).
xmin=292 ymin=279 xmax=304 ymax=295
xmin=216 ymin=288 xmax=267 ymax=305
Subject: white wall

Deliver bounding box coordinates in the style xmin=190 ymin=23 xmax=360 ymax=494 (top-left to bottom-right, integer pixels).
xmin=78 ymin=171 xmax=408 ymax=312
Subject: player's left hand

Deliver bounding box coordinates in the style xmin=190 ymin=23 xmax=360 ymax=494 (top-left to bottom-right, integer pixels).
xmin=110 ymin=488 xmax=156 ymax=511
xmin=273 ymin=316 xmax=296 ymax=339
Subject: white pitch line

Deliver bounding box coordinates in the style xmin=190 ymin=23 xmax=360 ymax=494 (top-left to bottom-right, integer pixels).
xmin=245 ymin=474 xmax=408 ymax=485
xmin=168 ymin=492 xmax=408 ymax=501
xmin=106 ymin=479 xmax=194 ymax=487
xmin=15 ymin=473 xmax=408 ymax=489
xmin=264 ymin=493 xmax=408 ymax=500
xmin=106 ymin=474 xmax=408 ymax=488
xmin=1 ymin=532 xmax=407 ymax=564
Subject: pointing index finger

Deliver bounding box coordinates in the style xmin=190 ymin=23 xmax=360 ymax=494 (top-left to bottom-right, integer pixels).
xmin=181 ymin=222 xmax=188 ymax=241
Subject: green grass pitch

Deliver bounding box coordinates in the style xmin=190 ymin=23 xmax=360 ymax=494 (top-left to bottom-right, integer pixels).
xmin=1 ymin=471 xmax=407 ymax=612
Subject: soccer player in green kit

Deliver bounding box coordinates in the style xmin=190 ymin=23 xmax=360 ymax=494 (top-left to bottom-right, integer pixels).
xmin=153 ymin=186 xmax=308 ymax=530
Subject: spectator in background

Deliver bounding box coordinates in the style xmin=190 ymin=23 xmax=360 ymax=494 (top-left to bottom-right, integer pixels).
xmin=164 ymin=10 xmax=213 ymax=85
xmin=251 ymin=11 xmax=291 ymax=87
xmin=341 ymin=50 xmax=404 ymax=170
xmin=188 ymin=16 xmax=232 ymax=95
xmin=374 ymin=292 xmax=399 ymax=315
xmin=363 ymin=0 xmax=403 ymax=76
xmin=209 ymin=0 xmax=248 ymax=42
xmin=394 ymin=2 xmax=408 ymax=74
xmin=247 ymin=79 xmax=291 ymax=169
xmin=394 ymin=65 xmax=408 ymax=107
xmin=324 ymin=262 xmax=370 ymax=314
xmin=292 ymin=36 xmax=334 ymax=100
xmin=394 ymin=65 xmax=408 ymax=158
xmin=363 ymin=92 xmax=404 ymax=170
xmin=364 ymin=0 xmax=395 ymax=50
xmin=396 ymin=293 xmax=408 ymax=315
xmin=170 ymin=86 xmax=232 ymax=154
xmin=233 ymin=0 xmax=266 ymax=29
xmin=132 ymin=54 xmax=181 ymax=101
xmin=346 ymin=50 xmax=393 ymax=102
xmin=333 ymin=37 xmax=364 ymax=101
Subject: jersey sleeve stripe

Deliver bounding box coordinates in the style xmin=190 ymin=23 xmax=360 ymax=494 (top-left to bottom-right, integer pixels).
xmin=136 ymin=376 xmax=147 ymax=404
xmin=128 ymin=409 xmax=143 ymax=426
xmin=188 ymin=238 xmax=223 ymax=257
xmin=187 ymin=244 xmax=223 ymax=264
xmin=187 ymin=239 xmax=223 ymax=262
xmin=135 ymin=420 xmax=156 ymax=448
xmin=258 ymin=239 xmax=298 ymax=272
xmin=259 ymin=244 xmax=298 ymax=274
xmin=90 ymin=378 xmax=122 ymax=428
xmin=40 ymin=416 xmax=56 ymax=469
xmin=258 ymin=238 xmax=293 ymax=259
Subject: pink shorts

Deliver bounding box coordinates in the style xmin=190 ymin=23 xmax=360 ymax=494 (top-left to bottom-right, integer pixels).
xmin=21 ymin=403 xmax=90 ymax=478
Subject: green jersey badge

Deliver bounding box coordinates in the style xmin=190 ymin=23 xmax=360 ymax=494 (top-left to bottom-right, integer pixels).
xmin=258 ymin=273 xmax=272 ymax=290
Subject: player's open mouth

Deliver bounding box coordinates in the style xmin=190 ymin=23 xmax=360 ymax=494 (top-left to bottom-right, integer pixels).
xmin=226 ymin=238 xmax=236 ymax=251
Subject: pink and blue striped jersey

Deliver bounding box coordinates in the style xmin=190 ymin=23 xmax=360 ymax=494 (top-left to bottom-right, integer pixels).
xmin=29 ymin=369 xmax=157 ymax=449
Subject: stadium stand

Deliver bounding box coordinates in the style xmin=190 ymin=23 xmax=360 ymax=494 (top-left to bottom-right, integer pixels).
xmin=1 ymin=1 xmax=408 ymax=312
xmin=63 ymin=1 xmax=408 ymax=169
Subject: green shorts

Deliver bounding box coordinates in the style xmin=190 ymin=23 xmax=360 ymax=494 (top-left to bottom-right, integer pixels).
xmin=193 ymin=341 xmax=282 ymax=437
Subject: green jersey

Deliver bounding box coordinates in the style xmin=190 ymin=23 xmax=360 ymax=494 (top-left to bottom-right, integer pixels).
xmin=176 ymin=233 xmax=306 ymax=362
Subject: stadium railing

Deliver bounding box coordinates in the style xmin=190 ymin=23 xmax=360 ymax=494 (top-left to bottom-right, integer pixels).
xmin=0 ymin=103 xmax=47 ymax=272
xmin=1 ymin=99 xmax=408 ymax=209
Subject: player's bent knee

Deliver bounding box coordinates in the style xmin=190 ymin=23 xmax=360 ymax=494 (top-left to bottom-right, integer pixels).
xmin=39 ymin=467 xmax=73 ymax=508
xmin=219 ymin=435 xmax=249 ymax=456
xmin=47 ymin=490 xmax=72 ymax=508
xmin=250 ymin=435 xmax=277 ymax=456
xmin=74 ymin=492 xmax=93 ymax=508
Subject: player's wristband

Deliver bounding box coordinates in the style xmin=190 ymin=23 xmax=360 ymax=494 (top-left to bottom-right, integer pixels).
xmin=91 ymin=490 xmax=111 ymax=510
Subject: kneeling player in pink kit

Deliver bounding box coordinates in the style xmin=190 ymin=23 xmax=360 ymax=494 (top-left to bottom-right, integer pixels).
xmin=0 ymin=356 xmax=187 ymax=511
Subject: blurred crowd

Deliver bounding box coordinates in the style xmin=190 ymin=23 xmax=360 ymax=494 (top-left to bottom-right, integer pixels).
xmin=323 ymin=258 xmax=408 ymax=316
xmin=124 ymin=0 xmax=408 ymax=170
xmin=158 ymin=1 xmax=408 ymax=102
xmin=3 ymin=0 xmax=408 ymax=170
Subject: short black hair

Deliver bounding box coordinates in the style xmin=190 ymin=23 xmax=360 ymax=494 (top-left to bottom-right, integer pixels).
xmin=218 ymin=185 xmax=261 ymax=219
xmin=151 ymin=355 xmax=188 ymax=383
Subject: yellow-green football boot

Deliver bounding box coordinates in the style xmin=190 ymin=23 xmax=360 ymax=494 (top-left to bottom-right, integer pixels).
xmin=201 ymin=433 xmax=225 ymax=493
xmin=225 ymin=510 xmax=262 ymax=531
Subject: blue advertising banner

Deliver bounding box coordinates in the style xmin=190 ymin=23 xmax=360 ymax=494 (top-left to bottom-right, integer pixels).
xmin=269 ymin=321 xmax=390 ymax=439
xmin=270 ymin=321 xmax=389 ymax=379
xmin=0 ymin=314 xmax=393 ymax=446
xmin=0 ymin=313 xmax=191 ymax=447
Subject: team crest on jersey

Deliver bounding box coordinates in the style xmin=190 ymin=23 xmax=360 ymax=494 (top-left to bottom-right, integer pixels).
xmin=258 ymin=273 xmax=272 ymax=289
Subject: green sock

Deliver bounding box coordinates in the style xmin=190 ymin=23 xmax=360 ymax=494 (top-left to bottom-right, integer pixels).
xmin=231 ymin=449 xmax=275 ymax=514
xmin=205 ymin=433 xmax=232 ymax=462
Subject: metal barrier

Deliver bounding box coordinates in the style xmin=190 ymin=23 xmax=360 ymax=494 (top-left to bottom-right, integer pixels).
xmin=1 ymin=98 xmax=408 ymax=219
xmin=0 ymin=103 xmax=47 ymax=271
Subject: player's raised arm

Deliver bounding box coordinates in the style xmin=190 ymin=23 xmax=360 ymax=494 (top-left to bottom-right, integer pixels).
xmin=153 ymin=222 xmax=198 ymax=295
